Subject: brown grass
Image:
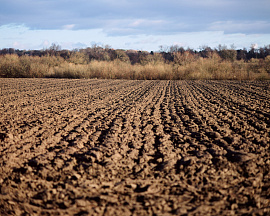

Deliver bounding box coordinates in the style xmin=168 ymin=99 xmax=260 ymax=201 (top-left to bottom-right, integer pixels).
xmin=0 ymin=54 xmax=269 ymax=80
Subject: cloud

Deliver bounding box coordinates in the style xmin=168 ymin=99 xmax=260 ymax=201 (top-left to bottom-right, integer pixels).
xmin=12 ymin=41 xmax=25 ymax=49
xmin=0 ymin=0 xmax=269 ymax=37
xmin=62 ymin=24 xmax=76 ymax=30
xmin=60 ymin=42 xmax=88 ymax=49
xmin=41 ymin=40 xmax=50 ymax=48
xmin=134 ymin=37 xmax=161 ymax=45
xmin=102 ymin=18 xmax=181 ymax=36
xmin=128 ymin=19 xmax=165 ymax=28
xmin=1 ymin=22 xmax=270 ymax=52
xmin=208 ymin=21 xmax=270 ymax=34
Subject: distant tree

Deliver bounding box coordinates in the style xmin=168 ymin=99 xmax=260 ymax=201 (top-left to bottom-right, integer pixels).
xmin=137 ymin=51 xmax=149 ymax=65
xmin=173 ymin=51 xmax=197 ymax=66
xmin=217 ymin=44 xmax=237 ymax=62
xmin=69 ymin=51 xmax=88 ymax=64
xmin=160 ymin=51 xmax=174 ymax=62
xmin=263 ymin=45 xmax=270 ymax=57
xmin=84 ymin=44 xmax=110 ymax=61
xmin=159 ymin=45 xmax=169 ymax=53
xmin=114 ymin=49 xmax=130 ymax=63
xmin=47 ymin=43 xmax=62 ymax=56
xmin=169 ymin=45 xmax=185 ymax=53
xmin=237 ymin=49 xmax=248 ymax=61
xmin=199 ymin=45 xmax=213 ymax=58
xmin=50 ymin=43 xmax=61 ymax=51
xmin=248 ymin=44 xmax=259 ymax=59
xmin=138 ymin=52 xmax=165 ymax=65
xmin=59 ymin=50 xmax=71 ymax=60
xmin=8 ymin=48 xmax=15 ymax=54
xmin=126 ymin=50 xmax=140 ymax=65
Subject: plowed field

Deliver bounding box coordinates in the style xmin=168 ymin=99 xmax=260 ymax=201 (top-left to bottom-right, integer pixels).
xmin=0 ymin=78 xmax=270 ymax=215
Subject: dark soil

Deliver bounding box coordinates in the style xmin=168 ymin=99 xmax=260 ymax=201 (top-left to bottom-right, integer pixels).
xmin=0 ymin=79 xmax=269 ymax=215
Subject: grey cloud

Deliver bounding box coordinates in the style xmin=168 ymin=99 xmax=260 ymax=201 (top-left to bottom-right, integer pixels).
xmin=0 ymin=0 xmax=269 ymax=35
xmin=208 ymin=21 xmax=270 ymax=34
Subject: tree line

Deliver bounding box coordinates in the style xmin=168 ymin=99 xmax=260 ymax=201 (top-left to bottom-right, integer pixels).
xmin=1 ymin=44 xmax=270 ymax=65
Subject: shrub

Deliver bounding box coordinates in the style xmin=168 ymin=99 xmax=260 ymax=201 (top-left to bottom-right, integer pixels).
xmin=52 ymin=62 xmax=90 ymax=79
xmin=0 ymin=52 xmax=269 ymax=80
xmin=263 ymin=56 xmax=270 ymax=73
xmin=0 ymin=54 xmax=21 ymax=77
xmin=173 ymin=51 xmax=197 ymax=66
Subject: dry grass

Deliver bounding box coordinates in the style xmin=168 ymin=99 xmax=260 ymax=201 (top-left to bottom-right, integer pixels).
xmin=0 ymin=53 xmax=269 ymax=80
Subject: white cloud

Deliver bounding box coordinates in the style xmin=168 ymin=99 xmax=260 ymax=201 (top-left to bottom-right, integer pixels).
xmin=129 ymin=19 xmax=165 ymax=28
xmin=12 ymin=41 xmax=24 ymax=49
xmin=60 ymin=42 xmax=87 ymax=49
xmin=62 ymin=24 xmax=75 ymax=30
xmin=251 ymin=43 xmax=259 ymax=49
xmin=41 ymin=40 xmax=50 ymax=48
xmin=134 ymin=37 xmax=161 ymax=45
xmin=1 ymin=25 xmax=270 ymax=51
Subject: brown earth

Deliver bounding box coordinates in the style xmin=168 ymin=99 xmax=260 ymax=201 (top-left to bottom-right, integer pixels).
xmin=0 ymin=78 xmax=269 ymax=216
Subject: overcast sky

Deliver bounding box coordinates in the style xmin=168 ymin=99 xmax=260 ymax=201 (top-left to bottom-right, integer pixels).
xmin=1 ymin=0 xmax=270 ymax=51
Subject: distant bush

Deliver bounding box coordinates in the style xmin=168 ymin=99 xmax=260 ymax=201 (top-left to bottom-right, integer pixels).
xmin=0 ymin=52 xmax=269 ymax=80
xmin=49 ymin=62 xmax=90 ymax=79
xmin=0 ymin=54 xmax=63 ymax=78
xmin=0 ymin=54 xmax=24 ymax=77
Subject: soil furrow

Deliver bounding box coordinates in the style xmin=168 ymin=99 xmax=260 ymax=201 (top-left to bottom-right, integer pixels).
xmin=0 ymin=79 xmax=269 ymax=216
